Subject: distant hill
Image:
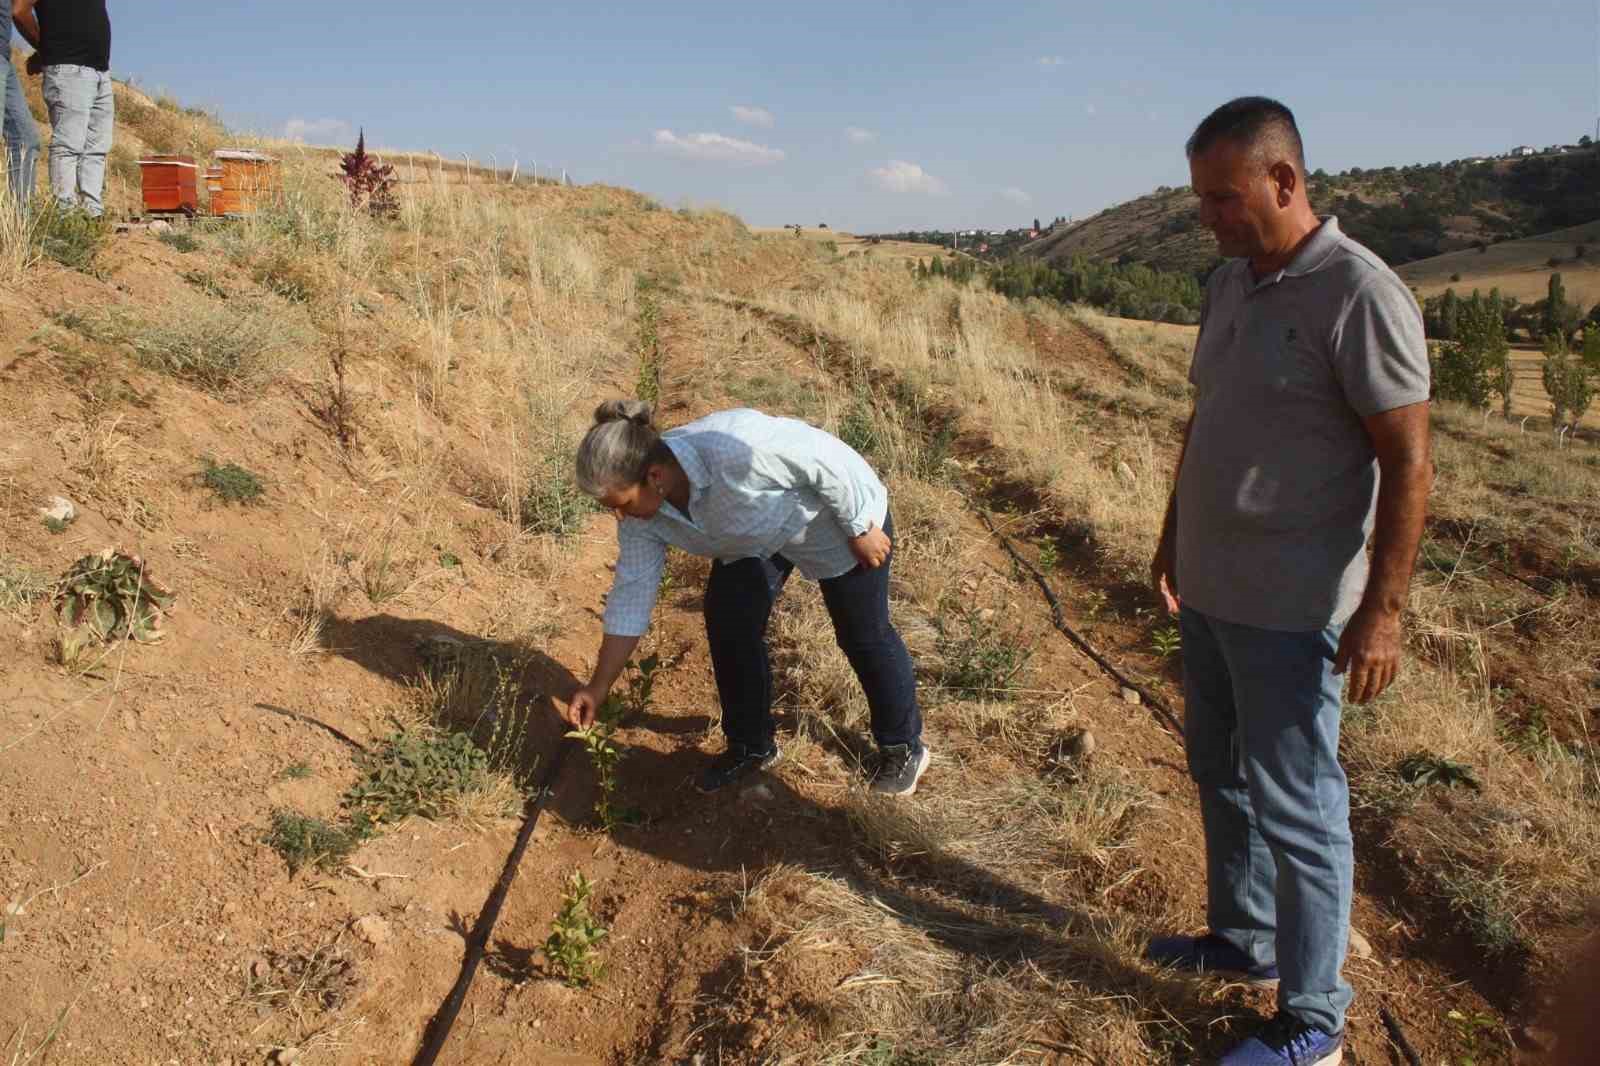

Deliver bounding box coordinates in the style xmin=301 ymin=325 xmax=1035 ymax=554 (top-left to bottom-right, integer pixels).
xmin=1025 ymin=145 xmax=1600 ymax=278
xmin=1395 ymin=219 xmax=1600 ymax=311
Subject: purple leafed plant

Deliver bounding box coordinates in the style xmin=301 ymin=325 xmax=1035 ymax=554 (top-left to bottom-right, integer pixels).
xmin=338 ymin=129 xmax=398 ymax=217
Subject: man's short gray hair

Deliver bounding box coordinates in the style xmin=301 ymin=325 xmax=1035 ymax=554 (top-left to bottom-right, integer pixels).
xmin=575 ymin=399 xmax=670 ymax=497
xmin=1186 ymin=96 xmax=1306 ymax=174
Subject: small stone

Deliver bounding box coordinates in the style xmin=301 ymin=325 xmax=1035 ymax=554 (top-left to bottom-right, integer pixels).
xmin=249 ymin=957 xmax=270 ymax=981
xmin=1348 ymin=927 xmax=1374 ymax=960
xmin=3 ymin=901 xmax=24 ymax=917
xmin=742 ymin=782 xmax=774 ymax=803
xmin=353 ymin=915 xmax=391 ymax=946
xmin=977 ymin=607 xmax=996 ymax=622
xmin=1115 ymin=460 xmax=1137 ymax=485
xmin=38 ymin=496 xmax=75 ymax=524
xmin=1516 ymin=1025 xmax=1556 ymax=1052
xmin=1120 ymin=686 xmax=1142 ymax=705
xmin=147 ymin=219 xmax=173 ymax=234
xmin=1062 ymin=729 xmax=1097 ymax=760
xmin=275 ymin=1048 xmax=303 ymax=1065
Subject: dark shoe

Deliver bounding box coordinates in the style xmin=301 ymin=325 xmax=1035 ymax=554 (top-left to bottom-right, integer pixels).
xmin=1146 ymin=931 xmax=1279 ymax=986
xmin=869 ymin=742 xmax=931 ymax=796
xmin=1218 ymin=1013 xmax=1343 ymax=1065
xmin=696 ymin=741 xmax=781 ymax=793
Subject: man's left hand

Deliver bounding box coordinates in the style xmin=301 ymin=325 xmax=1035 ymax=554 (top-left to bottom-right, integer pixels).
xmin=849 ymin=525 xmax=891 ymax=569
xmin=1333 ymin=604 xmax=1403 ymax=704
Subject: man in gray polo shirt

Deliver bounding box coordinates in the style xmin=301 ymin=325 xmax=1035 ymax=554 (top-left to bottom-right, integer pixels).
xmin=1147 ymin=98 xmax=1432 ymax=1066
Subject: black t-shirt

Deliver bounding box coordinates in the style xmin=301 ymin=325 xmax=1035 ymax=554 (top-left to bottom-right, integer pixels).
xmin=36 ymin=0 xmax=112 ymax=72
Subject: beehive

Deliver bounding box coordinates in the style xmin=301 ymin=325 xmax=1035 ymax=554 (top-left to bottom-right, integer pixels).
xmin=208 ymin=149 xmax=280 ymax=216
xmin=137 ymin=155 xmax=199 ymax=214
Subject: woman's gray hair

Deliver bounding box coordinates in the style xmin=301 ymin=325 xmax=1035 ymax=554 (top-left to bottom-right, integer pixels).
xmin=575 ymin=399 xmax=666 ymax=497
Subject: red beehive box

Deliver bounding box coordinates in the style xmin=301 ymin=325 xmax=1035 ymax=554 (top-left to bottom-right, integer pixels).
xmin=138 ymin=155 xmax=199 ymax=214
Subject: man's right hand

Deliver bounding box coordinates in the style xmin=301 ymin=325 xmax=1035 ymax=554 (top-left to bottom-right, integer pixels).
xmin=563 ymin=684 xmax=605 ymax=730
xmin=25 ymin=53 xmax=42 ymax=76
xmin=1150 ymin=539 xmax=1181 ymax=616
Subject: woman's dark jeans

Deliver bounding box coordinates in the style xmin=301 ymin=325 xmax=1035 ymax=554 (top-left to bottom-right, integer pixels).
xmin=703 ymin=512 xmax=921 ymax=752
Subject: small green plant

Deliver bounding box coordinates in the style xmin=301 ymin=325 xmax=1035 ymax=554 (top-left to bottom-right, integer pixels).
xmin=157 ymin=229 xmax=200 ymax=253
xmin=263 ymin=809 xmax=366 ymax=874
xmin=1150 ymin=625 xmax=1182 ymax=658
xmin=621 ymin=652 xmax=662 ymax=717
xmin=519 ymin=452 xmax=595 ymax=539
xmin=567 ymin=696 xmax=633 ymax=830
xmin=542 ymin=871 xmax=608 ymax=986
xmin=1396 ymin=751 xmax=1482 ymax=791
xmin=439 ymin=551 xmax=461 ymax=569
xmin=279 ymin=762 xmax=313 ymax=780
xmin=344 ymin=729 xmax=492 ymax=825
xmin=1445 ymin=1007 xmax=1503 ymax=1066
xmin=54 ymin=549 xmax=177 ymax=645
xmin=42 ymin=515 xmax=72 ymax=534
xmin=836 ymin=390 xmax=881 ymax=459
xmin=1437 ymin=866 xmax=1526 ymax=957
xmin=1037 ymin=540 xmax=1060 ymax=573
xmin=934 ymin=605 xmax=1032 ymax=700
xmin=34 ymin=203 xmax=108 ymax=271
xmin=197 ymin=457 xmax=265 ymax=505
xmin=180 ymin=268 xmax=229 ymax=299
xmin=635 ymin=293 xmax=661 ymax=404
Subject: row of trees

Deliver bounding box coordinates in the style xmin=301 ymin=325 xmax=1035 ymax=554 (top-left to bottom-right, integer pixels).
xmin=1422 ymin=273 xmax=1599 ymax=345
xmin=1431 ymin=286 xmax=1599 ymax=431
xmin=982 ymin=254 xmax=1203 ymax=324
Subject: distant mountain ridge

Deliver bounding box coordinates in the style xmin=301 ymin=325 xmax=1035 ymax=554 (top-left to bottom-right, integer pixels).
xmin=1024 ymin=144 xmax=1600 ymax=278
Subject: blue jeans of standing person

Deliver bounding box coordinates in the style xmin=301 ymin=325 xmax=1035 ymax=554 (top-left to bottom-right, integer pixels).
xmin=704 ymin=511 xmax=921 ymax=752
xmin=1180 ymin=604 xmax=1354 ymax=1036
xmin=41 ymin=64 xmax=114 ymax=217
xmin=1 ymin=60 xmax=42 ymax=212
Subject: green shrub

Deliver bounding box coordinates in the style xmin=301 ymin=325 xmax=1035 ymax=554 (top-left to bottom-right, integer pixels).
xmin=198 ymin=457 xmax=265 ymax=505
xmin=123 ymin=299 xmax=306 ymax=392
xmin=934 ymin=605 xmax=1032 ymax=700
xmin=543 ymin=871 xmax=608 ymax=986
xmin=0 ymin=561 xmax=50 ymax=614
xmin=35 ymin=204 xmax=108 ymax=271
xmin=264 ymin=809 xmax=366 ymax=874
xmin=520 ymin=453 xmax=595 ymax=539
xmin=157 ymin=229 xmax=200 ymax=254
xmin=343 ymin=729 xmax=491 ymax=824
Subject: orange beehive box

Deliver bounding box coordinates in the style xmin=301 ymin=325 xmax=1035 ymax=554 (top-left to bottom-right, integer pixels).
xmin=138 ymin=155 xmax=199 ymax=214
xmin=208 ymin=149 xmax=280 ymax=216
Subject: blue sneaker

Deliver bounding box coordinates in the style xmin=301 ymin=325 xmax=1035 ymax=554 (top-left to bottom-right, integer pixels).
xmin=1145 ymin=932 xmax=1279 ymax=986
xmin=1218 ymin=1014 xmax=1343 ymax=1065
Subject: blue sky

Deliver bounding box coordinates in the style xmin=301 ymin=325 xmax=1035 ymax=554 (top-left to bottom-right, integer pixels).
xmin=27 ymin=1 xmax=1600 ymax=233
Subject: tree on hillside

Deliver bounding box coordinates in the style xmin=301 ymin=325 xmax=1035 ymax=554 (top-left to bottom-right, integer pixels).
xmin=1434 ymin=291 xmax=1505 ymax=414
xmin=1541 ymin=333 xmax=1594 ymax=432
xmin=1541 ymin=272 xmax=1584 ymax=344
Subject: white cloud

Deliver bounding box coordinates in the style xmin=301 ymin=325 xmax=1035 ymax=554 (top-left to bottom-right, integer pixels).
xmin=282 ymin=116 xmax=352 ymax=144
xmin=868 ymin=160 xmax=948 ymax=196
xmin=652 ymin=129 xmax=785 ymax=166
xmin=1001 ymin=186 xmax=1031 ymax=205
xmin=730 ymin=105 xmax=775 ymax=128
xmin=845 ymin=126 xmax=876 ymax=144
xmin=1037 ymin=55 xmax=1064 ymax=67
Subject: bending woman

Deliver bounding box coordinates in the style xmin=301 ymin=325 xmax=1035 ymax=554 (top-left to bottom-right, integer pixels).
xmin=562 ymin=401 xmax=930 ymax=796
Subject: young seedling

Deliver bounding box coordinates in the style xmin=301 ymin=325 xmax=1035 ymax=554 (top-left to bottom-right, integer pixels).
xmin=566 ymin=655 xmax=660 ymax=830
xmin=1150 ymin=625 xmax=1181 ymax=658
xmin=542 ymin=871 xmax=608 ymax=986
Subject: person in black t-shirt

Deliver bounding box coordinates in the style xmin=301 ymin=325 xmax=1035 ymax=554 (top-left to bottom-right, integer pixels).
xmin=12 ymin=0 xmax=113 ymax=217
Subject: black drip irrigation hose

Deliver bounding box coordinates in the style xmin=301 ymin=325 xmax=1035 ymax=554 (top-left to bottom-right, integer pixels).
xmin=1379 ymin=1005 xmax=1424 ymax=1066
xmin=411 ymin=739 xmax=576 ymax=1066
xmin=975 ymin=510 xmax=1186 ymax=742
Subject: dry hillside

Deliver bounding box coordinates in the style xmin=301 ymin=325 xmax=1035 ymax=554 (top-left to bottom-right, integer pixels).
xmin=1396 ymin=220 xmax=1600 ymax=310
xmin=2 ymin=85 xmax=1599 ymax=1066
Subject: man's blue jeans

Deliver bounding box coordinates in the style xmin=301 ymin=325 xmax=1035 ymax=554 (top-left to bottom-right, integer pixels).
xmin=1180 ymin=605 xmax=1354 ymax=1035
xmin=1 ymin=60 xmax=42 ymax=212
xmin=704 ymin=511 xmax=921 ymax=752
xmin=41 ymin=64 xmax=114 ymax=217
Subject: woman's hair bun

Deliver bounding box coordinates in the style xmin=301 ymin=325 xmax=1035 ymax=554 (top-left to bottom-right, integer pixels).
xmin=593 ymin=399 xmax=655 ymax=428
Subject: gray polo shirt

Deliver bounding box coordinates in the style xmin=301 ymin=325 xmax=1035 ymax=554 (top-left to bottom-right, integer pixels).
xmin=1176 ymin=216 xmax=1429 ymax=632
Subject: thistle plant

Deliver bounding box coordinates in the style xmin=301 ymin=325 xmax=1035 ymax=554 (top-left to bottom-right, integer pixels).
xmin=55 ymin=549 xmax=176 ymax=645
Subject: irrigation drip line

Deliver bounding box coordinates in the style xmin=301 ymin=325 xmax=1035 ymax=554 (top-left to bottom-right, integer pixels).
xmin=253 ymin=702 xmax=369 ymax=753
xmin=1379 ymin=1005 xmax=1424 ymax=1066
xmin=411 ymin=738 xmax=575 ymax=1066
xmin=975 ymin=511 xmax=1186 ymax=744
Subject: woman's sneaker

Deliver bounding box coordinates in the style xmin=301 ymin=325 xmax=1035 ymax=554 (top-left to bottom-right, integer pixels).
xmin=870 ymin=742 xmax=931 ymax=796
xmin=1218 ymin=1013 xmax=1342 ymax=1066
xmin=696 ymin=741 xmax=782 ymax=793
xmin=1145 ymin=932 xmax=1280 ymax=986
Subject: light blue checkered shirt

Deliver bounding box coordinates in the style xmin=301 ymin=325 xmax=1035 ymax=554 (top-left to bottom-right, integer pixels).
xmin=601 ymin=409 xmax=889 ymax=637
